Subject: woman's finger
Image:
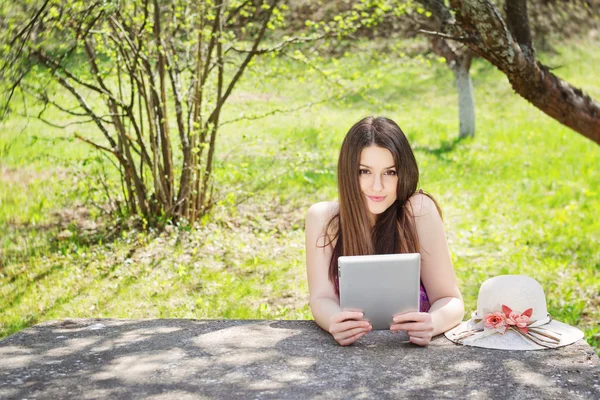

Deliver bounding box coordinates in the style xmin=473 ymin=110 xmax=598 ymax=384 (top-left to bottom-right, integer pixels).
xmin=338 ymin=331 xmax=367 ymax=346
xmin=409 ymin=336 xmax=430 ymax=346
xmin=393 ymin=311 xmax=428 ymax=324
xmin=334 ymin=325 xmax=371 ymax=341
xmin=332 ymin=311 xmax=364 ymax=323
xmin=330 ymin=319 xmax=371 ymax=335
xmin=407 ymin=330 xmax=432 ymax=339
xmin=390 ymin=322 xmax=425 ymax=332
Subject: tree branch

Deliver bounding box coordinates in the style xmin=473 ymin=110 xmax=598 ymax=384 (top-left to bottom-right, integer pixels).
xmin=415 ymin=0 xmax=455 ymax=27
xmin=428 ymin=36 xmax=459 ymax=68
xmin=220 ymin=96 xmax=335 ymax=127
xmin=51 ymin=72 xmax=118 ymax=151
xmin=227 ymin=33 xmax=329 ymax=55
xmin=417 ymin=29 xmax=476 ymax=43
xmin=447 ymin=0 xmax=600 ymax=144
xmin=505 ymin=0 xmax=535 ymax=63
xmin=225 ymin=0 xmax=252 ymax=25
xmin=205 ymin=0 xmax=280 ymax=129
xmin=74 ymin=132 xmax=116 ymax=154
xmin=153 ymin=0 xmax=174 ymax=208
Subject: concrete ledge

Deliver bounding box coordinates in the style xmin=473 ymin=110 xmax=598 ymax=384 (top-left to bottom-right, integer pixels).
xmin=0 ymin=319 xmax=599 ymax=399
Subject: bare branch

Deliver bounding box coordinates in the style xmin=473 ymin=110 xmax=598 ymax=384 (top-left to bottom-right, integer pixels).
xmin=74 ymin=132 xmax=116 ymax=154
xmin=36 ymin=116 xmax=100 ymax=129
xmin=153 ymin=0 xmax=174 ymax=208
xmin=51 ymin=72 xmax=118 ymax=151
xmin=282 ymin=52 xmax=343 ymax=87
xmin=225 ymin=0 xmax=252 ymax=25
xmin=7 ymin=0 xmax=51 ymax=47
xmin=199 ymin=2 xmax=222 ymax=97
xmin=22 ymin=85 xmax=120 ymax=123
xmin=199 ymin=0 xmax=226 ymax=209
xmin=227 ymin=33 xmax=329 ymax=55
xmin=428 ymin=37 xmax=459 ymax=68
xmin=0 ymin=67 xmax=31 ymax=120
xmin=2 ymin=0 xmax=51 ymax=77
xmin=220 ymin=96 xmax=335 ymax=127
xmin=417 ymin=29 xmax=476 ymax=43
xmin=205 ymin=0 xmax=280 ymax=128
xmin=32 ymin=48 xmax=130 ymax=111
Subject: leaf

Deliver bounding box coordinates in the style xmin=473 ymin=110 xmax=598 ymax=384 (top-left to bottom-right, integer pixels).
xmin=502 ymin=304 xmax=512 ymax=317
xmin=522 ymin=308 xmax=533 ymax=317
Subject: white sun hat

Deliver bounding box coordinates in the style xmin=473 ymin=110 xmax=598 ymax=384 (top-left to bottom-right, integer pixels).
xmin=445 ymin=275 xmax=584 ymax=350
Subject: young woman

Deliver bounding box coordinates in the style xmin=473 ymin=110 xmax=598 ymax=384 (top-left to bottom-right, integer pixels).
xmin=305 ymin=116 xmax=464 ymax=346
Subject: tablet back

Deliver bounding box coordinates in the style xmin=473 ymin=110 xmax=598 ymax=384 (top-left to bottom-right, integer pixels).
xmin=338 ymin=253 xmax=421 ymax=330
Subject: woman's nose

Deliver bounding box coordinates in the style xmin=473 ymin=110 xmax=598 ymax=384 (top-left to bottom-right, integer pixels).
xmin=372 ymin=175 xmax=383 ymax=192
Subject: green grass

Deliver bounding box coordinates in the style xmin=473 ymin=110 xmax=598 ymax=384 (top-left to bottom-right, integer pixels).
xmin=1 ymin=37 xmax=599 ymax=353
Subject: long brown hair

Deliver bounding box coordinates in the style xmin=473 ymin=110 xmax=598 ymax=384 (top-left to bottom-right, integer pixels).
xmin=324 ymin=116 xmax=442 ymax=294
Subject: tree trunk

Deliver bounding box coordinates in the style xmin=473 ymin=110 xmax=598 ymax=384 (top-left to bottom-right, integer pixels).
xmin=449 ymin=0 xmax=600 ymax=145
xmin=454 ymin=53 xmax=475 ymax=139
xmin=429 ymin=37 xmax=476 ymax=139
xmin=419 ymin=0 xmax=600 ymax=145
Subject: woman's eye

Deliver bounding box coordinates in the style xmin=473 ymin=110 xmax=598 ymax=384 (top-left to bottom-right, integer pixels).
xmin=359 ymin=169 xmax=370 ymax=175
xmin=385 ymin=170 xmax=397 ymax=176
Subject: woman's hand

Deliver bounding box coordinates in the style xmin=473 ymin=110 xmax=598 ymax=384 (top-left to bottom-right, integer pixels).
xmin=328 ymin=311 xmax=372 ymax=346
xmin=390 ymin=311 xmax=434 ymax=346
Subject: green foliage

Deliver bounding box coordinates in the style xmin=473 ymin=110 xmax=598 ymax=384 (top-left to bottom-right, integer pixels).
xmin=2 ymin=0 xmax=416 ymax=226
xmin=0 ymin=0 xmax=306 ymax=224
xmin=1 ymin=27 xmax=599 ymax=358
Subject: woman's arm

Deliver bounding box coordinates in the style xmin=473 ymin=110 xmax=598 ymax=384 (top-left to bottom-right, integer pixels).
xmin=428 ymin=297 xmax=465 ymax=336
xmin=391 ymin=194 xmax=464 ymax=343
xmin=305 ymin=202 xmax=372 ymax=345
xmin=305 ymin=202 xmax=339 ymax=330
xmin=413 ymin=193 xmax=464 ymax=333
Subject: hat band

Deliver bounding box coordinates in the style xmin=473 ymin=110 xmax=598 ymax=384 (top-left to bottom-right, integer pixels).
xmin=453 ymin=305 xmax=562 ymax=348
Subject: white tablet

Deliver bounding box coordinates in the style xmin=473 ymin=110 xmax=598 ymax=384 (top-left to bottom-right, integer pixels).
xmin=338 ymin=253 xmax=421 ymax=330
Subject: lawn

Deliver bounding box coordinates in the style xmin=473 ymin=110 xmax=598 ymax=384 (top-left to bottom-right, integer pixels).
xmin=1 ymin=36 xmax=599 ymax=353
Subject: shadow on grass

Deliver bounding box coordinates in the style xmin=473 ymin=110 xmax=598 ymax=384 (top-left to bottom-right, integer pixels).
xmin=1 ymin=214 xmax=133 ymax=267
xmin=0 ymin=247 xmax=144 ymax=339
xmin=0 ymin=279 xmax=89 ymax=339
xmin=412 ymin=136 xmax=468 ymax=159
xmin=0 ymin=264 xmax=67 ymax=313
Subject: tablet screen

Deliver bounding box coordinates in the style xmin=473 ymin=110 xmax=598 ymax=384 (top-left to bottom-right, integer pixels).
xmin=338 ymin=253 xmax=421 ymax=330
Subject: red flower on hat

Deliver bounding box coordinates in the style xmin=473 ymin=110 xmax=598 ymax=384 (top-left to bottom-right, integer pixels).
xmin=502 ymin=305 xmax=532 ymax=334
xmin=483 ymin=311 xmax=507 ymax=334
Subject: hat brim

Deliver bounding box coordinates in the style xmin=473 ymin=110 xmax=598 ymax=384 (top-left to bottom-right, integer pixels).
xmin=444 ymin=318 xmax=584 ymax=351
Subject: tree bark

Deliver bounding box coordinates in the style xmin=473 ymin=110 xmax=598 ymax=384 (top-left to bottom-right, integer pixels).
xmin=419 ymin=0 xmax=600 ymax=145
xmin=505 ymin=0 xmax=535 ymax=63
xmin=153 ymin=0 xmax=174 ymax=210
xmin=455 ymin=52 xmax=475 ymax=139
xmin=429 ymin=37 xmax=475 ymax=138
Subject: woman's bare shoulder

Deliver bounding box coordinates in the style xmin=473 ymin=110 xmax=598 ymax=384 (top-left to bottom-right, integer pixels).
xmin=306 ymin=201 xmax=339 ymax=222
xmin=406 ymin=192 xmax=438 ymax=218
xmin=305 ymin=201 xmax=339 ymax=247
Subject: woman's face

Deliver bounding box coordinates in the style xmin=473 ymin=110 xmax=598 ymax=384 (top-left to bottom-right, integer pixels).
xmin=359 ymin=145 xmax=398 ymax=218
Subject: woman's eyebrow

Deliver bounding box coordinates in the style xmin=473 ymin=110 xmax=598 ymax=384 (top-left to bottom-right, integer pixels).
xmin=359 ymin=164 xmax=395 ymax=169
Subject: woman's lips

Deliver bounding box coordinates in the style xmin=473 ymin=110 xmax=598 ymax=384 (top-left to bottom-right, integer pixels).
xmin=367 ymin=195 xmax=386 ymax=202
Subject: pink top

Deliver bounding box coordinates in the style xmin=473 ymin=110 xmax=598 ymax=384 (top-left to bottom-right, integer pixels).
xmin=419 ymin=282 xmax=431 ymax=312
xmin=416 ymin=189 xmax=430 ymax=312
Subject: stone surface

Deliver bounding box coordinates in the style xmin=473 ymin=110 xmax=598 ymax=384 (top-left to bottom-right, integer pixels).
xmin=0 ymin=319 xmax=599 ymax=399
